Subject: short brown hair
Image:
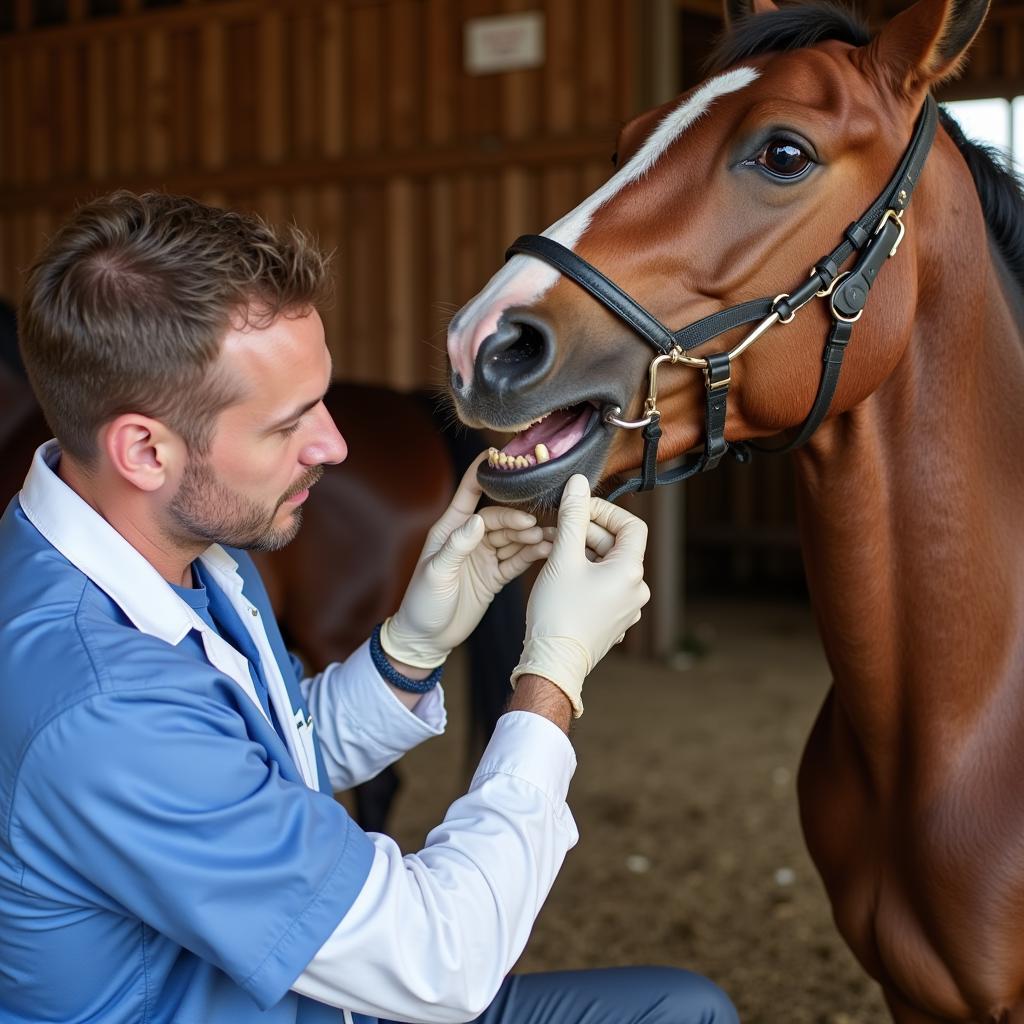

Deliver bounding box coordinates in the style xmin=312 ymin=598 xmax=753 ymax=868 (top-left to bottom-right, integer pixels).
xmin=19 ymin=190 xmax=332 ymax=465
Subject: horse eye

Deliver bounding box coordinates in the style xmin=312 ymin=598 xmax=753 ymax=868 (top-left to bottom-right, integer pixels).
xmin=757 ymin=138 xmax=812 ymax=179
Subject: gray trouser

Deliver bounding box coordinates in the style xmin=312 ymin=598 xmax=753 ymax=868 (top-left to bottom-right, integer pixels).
xmin=383 ymin=966 xmax=739 ymax=1024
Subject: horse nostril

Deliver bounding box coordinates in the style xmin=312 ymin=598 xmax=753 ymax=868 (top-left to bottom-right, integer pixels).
xmin=476 ymin=315 xmax=555 ymax=395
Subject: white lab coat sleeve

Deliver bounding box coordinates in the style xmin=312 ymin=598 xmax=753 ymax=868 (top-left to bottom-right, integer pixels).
xmin=290 ymin=710 xmax=579 ymax=1023
xmin=300 ymin=639 xmax=447 ymax=790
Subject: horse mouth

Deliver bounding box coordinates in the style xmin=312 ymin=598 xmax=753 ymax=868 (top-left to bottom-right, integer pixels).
xmin=476 ymin=400 xmax=612 ymax=505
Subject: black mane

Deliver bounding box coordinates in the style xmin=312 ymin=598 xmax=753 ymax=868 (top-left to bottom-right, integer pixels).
xmin=938 ymin=108 xmax=1024 ymax=289
xmin=707 ymin=2 xmax=1024 ymax=292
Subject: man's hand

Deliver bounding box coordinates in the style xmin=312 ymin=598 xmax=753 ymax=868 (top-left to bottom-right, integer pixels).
xmin=511 ymin=474 xmax=650 ymax=717
xmin=379 ymin=454 xmax=550 ymax=670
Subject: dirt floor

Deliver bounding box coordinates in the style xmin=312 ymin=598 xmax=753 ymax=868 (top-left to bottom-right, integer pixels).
xmin=371 ymin=599 xmax=889 ymax=1024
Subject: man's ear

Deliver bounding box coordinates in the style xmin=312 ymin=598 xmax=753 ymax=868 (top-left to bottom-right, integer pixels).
xmin=102 ymin=415 xmax=183 ymax=493
xmin=864 ymin=0 xmax=990 ymax=97
xmin=723 ymin=0 xmax=779 ymax=31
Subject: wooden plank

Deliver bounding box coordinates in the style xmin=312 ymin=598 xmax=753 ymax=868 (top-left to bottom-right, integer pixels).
xmin=259 ymin=10 xmax=286 ymax=163
xmin=57 ymin=42 xmax=86 ymax=180
xmin=425 ymin=0 xmax=456 ymax=145
xmin=6 ymin=50 xmax=28 ymax=186
xmin=145 ymin=30 xmax=172 ymax=174
xmin=500 ymin=0 xmax=540 ymax=143
xmin=540 ymin=165 xmax=578 ymax=227
xmin=387 ymin=0 xmax=422 ymax=151
xmin=349 ymin=3 xmax=384 ymax=153
xmin=114 ymin=31 xmax=139 ymax=175
xmin=168 ymin=27 xmax=196 ymax=170
xmin=581 ymin=158 xmax=609 ymax=197
xmin=476 ymin=171 xmax=502 ymax=285
xmin=500 ymin=166 xmax=533 ymax=243
xmin=0 ymin=132 xmax=618 ymax=212
xmin=199 ymin=21 xmax=226 ymax=169
xmin=582 ymin=0 xmax=616 ymax=130
xmin=544 ymin=0 xmax=577 ymax=135
xmin=453 ymin=171 xmax=478 ymax=316
xmin=427 ymin=176 xmax=457 ymax=343
xmin=347 ymin=183 xmax=385 ymax=381
xmin=316 ymin=184 xmax=345 ymax=371
xmin=292 ymin=185 xmax=317 ymax=237
xmin=320 ymin=0 xmax=346 ymax=158
xmin=86 ymin=36 xmax=110 ymax=181
xmin=459 ymin=0 xmax=501 ymax=143
xmin=224 ymin=19 xmax=259 ymax=166
xmin=290 ymin=8 xmax=319 ymax=156
xmin=386 ymin=177 xmax=417 ymax=389
xmin=14 ymin=0 xmax=31 ymax=32
xmin=28 ymin=48 xmax=54 ymax=184
xmin=1001 ymin=23 xmax=1021 ymax=80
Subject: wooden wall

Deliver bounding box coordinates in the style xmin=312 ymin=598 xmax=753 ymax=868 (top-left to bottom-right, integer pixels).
xmin=0 ymin=0 xmax=642 ymax=391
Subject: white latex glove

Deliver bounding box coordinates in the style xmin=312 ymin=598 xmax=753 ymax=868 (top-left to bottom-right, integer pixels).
xmin=511 ymin=474 xmax=651 ymax=717
xmin=379 ymin=454 xmax=551 ymax=670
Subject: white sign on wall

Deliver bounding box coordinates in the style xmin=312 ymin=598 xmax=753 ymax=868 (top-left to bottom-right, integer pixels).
xmin=463 ymin=12 xmax=545 ymax=75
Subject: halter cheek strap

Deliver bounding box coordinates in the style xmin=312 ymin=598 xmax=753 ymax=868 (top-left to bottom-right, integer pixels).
xmin=504 ymin=95 xmax=938 ymax=503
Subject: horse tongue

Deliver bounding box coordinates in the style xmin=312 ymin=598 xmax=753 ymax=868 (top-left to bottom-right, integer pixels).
xmin=502 ymin=405 xmax=588 ymax=459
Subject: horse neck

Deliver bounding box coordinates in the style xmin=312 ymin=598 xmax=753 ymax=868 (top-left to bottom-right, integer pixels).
xmin=792 ymin=153 xmax=1024 ymax=772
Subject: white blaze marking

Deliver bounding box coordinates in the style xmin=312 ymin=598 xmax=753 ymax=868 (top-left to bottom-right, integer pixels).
xmin=452 ymin=66 xmax=760 ymax=371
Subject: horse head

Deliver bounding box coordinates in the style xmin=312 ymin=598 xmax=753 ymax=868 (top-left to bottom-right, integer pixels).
xmin=447 ymin=0 xmax=991 ymax=508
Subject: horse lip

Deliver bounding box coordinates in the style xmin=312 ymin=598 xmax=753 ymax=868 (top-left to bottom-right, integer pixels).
xmin=475 ymin=412 xmax=614 ymax=505
xmin=464 ymin=393 xmax=624 ymax=433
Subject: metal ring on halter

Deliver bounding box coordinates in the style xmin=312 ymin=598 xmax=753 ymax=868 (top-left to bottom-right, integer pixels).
xmin=772 ymin=293 xmax=796 ymax=325
xmin=815 ymin=269 xmax=852 ymax=299
xmin=603 ymin=405 xmax=654 ymax=430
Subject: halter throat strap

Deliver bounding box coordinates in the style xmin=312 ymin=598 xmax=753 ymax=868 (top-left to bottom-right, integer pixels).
xmin=504 ymin=95 xmax=938 ymax=502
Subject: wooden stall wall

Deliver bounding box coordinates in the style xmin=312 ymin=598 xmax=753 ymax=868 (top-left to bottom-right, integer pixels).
xmin=0 ymin=0 xmax=641 ymax=392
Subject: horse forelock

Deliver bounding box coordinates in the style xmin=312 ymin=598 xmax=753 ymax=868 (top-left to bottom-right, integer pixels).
xmin=707 ymin=1 xmax=871 ymax=74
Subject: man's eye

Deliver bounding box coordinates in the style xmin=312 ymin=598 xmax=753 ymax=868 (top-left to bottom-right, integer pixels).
xmin=756 ymin=138 xmax=813 ymax=179
xmin=280 ymin=421 xmax=302 ymax=436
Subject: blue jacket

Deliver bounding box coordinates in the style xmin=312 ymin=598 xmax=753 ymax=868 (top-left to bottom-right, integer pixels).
xmin=0 ymin=442 xmax=376 ymax=1023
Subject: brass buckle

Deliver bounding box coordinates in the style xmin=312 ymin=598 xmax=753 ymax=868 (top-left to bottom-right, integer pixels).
xmin=874 ymin=208 xmax=906 ymax=257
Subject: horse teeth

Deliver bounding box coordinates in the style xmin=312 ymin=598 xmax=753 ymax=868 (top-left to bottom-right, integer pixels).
xmin=535 ymin=443 xmax=550 ymax=463
xmin=487 ymin=447 xmax=499 ymax=467
xmin=516 ymin=455 xmax=528 ymax=468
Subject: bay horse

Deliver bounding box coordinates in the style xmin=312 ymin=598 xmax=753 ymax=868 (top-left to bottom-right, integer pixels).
xmin=0 ymin=303 xmax=521 ymax=834
xmin=446 ymin=1 xmax=1024 ymax=1020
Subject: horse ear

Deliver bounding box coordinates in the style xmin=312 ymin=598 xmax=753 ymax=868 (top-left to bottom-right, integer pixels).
xmin=723 ymin=0 xmax=778 ymax=30
xmin=866 ymin=0 xmax=991 ymax=94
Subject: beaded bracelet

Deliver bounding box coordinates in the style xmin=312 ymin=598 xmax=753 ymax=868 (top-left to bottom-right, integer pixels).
xmin=370 ymin=623 xmax=443 ymax=694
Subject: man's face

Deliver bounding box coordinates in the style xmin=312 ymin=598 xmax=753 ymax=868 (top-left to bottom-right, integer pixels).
xmin=166 ymin=307 xmax=346 ymax=552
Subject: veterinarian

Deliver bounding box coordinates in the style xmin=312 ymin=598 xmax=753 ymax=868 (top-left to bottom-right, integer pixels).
xmin=0 ymin=191 xmax=738 ymax=1024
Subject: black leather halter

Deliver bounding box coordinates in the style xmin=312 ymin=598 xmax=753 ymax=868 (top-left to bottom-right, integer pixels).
xmin=505 ymin=95 xmax=939 ymax=502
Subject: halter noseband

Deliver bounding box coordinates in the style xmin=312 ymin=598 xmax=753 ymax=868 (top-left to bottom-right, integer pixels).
xmin=505 ymin=95 xmax=938 ymax=503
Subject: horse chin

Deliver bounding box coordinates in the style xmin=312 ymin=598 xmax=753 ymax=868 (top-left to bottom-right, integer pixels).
xmin=476 ymin=422 xmax=614 ymax=509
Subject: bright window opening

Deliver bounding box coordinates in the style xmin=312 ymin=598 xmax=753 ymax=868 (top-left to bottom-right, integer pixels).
xmin=943 ymin=97 xmax=1024 ymax=176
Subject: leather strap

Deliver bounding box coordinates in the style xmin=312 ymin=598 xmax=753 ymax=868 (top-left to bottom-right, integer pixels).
xmin=500 ymin=97 xmax=939 ymax=501
xmin=752 ymin=319 xmax=853 ymax=455
xmin=505 ymin=235 xmax=678 ymax=355
xmin=638 ymin=414 xmax=663 ymax=491
xmin=702 ymin=353 xmax=732 ymax=471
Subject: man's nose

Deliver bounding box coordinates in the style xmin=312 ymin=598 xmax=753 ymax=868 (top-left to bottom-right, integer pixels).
xmin=302 ymin=404 xmax=348 ymax=466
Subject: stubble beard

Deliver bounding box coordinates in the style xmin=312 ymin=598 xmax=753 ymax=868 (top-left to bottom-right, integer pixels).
xmin=167 ymin=456 xmax=322 ymax=553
